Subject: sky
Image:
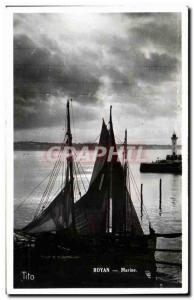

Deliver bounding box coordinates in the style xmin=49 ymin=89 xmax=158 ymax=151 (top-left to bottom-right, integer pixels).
xmin=14 ymin=12 xmax=181 ymax=144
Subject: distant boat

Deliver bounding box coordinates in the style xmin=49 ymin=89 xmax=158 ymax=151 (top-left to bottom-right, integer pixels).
xmin=140 ymin=133 xmax=182 ymax=175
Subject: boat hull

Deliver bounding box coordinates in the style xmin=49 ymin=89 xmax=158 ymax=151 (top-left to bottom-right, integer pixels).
xmin=19 ymin=231 xmax=156 ymax=256
xmin=15 ymin=229 xmax=156 ymax=254
xmin=140 ymin=161 xmax=182 ymax=174
xmin=14 ymin=231 xmax=158 ymax=288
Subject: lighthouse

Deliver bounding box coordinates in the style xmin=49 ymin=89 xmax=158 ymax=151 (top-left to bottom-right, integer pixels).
xmin=171 ymin=132 xmax=178 ymax=157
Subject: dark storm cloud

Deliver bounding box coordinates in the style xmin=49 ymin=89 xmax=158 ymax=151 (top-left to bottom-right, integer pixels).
xmin=14 ymin=34 xmax=100 ymax=102
xmin=132 ymin=22 xmax=181 ymax=55
xmin=14 ymin=96 xmax=98 ymax=129
xmin=14 ymin=12 xmax=181 ymax=141
xmin=103 ymin=44 xmax=179 ymax=83
xmin=14 ymin=31 xmax=101 ymax=129
xmin=135 ymin=52 xmax=179 ymax=82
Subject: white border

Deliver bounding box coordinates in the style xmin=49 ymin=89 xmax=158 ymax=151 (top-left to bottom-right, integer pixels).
xmin=4 ymin=3 xmax=189 ymax=295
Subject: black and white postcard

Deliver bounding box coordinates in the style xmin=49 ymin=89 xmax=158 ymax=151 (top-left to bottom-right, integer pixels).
xmin=5 ymin=4 xmax=189 ymax=295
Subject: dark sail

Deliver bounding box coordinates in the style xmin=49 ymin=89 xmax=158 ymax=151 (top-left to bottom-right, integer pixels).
xmin=74 ymin=120 xmax=110 ymax=235
xmin=22 ymin=105 xmax=144 ymax=237
xmin=23 ymin=183 xmax=72 ymax=233
xmin=90 ymin=119 xmax=109 ymax=186
xmin=23 ymin=100 xmax=74 ymax=234
xmin=109 ymin=106 xmax=143 ymax=235
xmin=75 ymin=113 xmax=143 ymax=236
xmin=126 ymin=192 xmax=144 ymax=235
xmin=111 ymin=161 xmax=143 ymax=235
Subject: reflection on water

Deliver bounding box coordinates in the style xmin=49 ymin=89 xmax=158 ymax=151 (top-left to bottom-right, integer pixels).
xmin=14 ymin=149 xmax=182 ymax=285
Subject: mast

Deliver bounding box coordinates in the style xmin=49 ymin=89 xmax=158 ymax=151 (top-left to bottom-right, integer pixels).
xmin=123 ymin=129 xmax=127 ymax=233
xmin=66 ymin=100 xmax=75 ymax=231
xmin=109 ymin=105 xmax=113 ymax=233
xmin=124 ymin=129 xmax=127 ymax=163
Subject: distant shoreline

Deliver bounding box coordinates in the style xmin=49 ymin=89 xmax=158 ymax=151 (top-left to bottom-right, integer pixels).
xmin=14 ymin=141 xmax=182 ymax=151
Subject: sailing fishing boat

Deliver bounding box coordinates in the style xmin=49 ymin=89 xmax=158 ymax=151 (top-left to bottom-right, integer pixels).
xmin=14 ymin=101 xmax=183 ymax=288
xmin=20 ymin=100 xmax=157 ymax=255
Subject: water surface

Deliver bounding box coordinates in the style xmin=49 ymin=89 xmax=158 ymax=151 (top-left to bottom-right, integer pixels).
xmin=14 ymin=149 xmax=182 ymax=285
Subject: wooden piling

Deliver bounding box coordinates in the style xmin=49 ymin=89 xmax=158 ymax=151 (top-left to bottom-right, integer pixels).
xmin=159 ymin=179 xmax=162 ymax=210
xmin=141 ymin=183 xmax=143 ymax=219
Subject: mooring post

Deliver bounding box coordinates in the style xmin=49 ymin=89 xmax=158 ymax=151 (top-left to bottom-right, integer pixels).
xmin=159 ymin=179 xmax=162 ymax=211
xmin=141 ymin=183 xmax=143 ymax=219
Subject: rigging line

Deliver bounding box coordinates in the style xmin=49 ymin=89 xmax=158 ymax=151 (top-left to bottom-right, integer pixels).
xmin=128 ymin=166 xmax=151 ymax=223
xmin=69 ymin=102 xmax=101 ymax=176
xmin=14 ymin=169 xmax=55 ymax=212
xmin=72 ymin=148 xmax=90 ymax=185
xmin=128 ymin=166 xmax=147 ymax=213
xmin=127 ymin=167 xmax=145 ymax=213
xmin=113 ymin=133 xmax=151 ymax=223
xmin=124 ymin=160 xmax=140 ymax=200
xmin=73 ymin=160 xmax=82 ymax=198
xmin=73 ymin=159 xmax=80 ymax=191
xmin=115 ymin=135 xmax=123 ymax=144
xmin=90 ymin=132 xmax=101 ymax=144
xmin=36 ymin=181 xmax=67 ymax=219
xmin=60 ymin=152 xmax=64 ymax=188
xmin=127 ymin=169 xmax=144 ymax=227
xmin=35 ymin=164 xmax=62 ymax=218
xmin=33 ymin=162 xmax=60 ymax=217
xmin=73 ymin=178 xmax=78 ymax=204
xmin=128 ymin=169 xmax=146 ymax=213
xmin=127 ymin=163 xmax=141 ymax=198
xmin=67 ymin=104 xmax=89 ymax=188
xmin=32 ymin=118 xmax=68 ymax=217
xmin=71 ymin=163 xmax=78 ymax=203
xmin=34 ymin=142 xmax=66 ymax=217
xmin=39 ymin=138 xmax=66 ymax=203
xmin=40 ymin=137 xmax=67 ymax=194
xmin=77 ymin=161 xmax=90 ymax=185
xmin=128 ymin=167 xmax=141 ymax=201
xmin=74 ymin=160 xmax=87 ymax=193
xmin=39 ymin=158 xmax=64 ymax=212
xmin=110 ymin=133 xmax=151 ymax=226
xmin=47 ymin=183 xmax=65 ymax=206
xmin=115 ymin=135 xmax=126 ymax=147
xmin=76 ymin=162 xmax=87 ymax=193
xmin=61 ymin=151 xmax=65 ymax=190
xmin=35 ymin=148 xmax=64 ymax=210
